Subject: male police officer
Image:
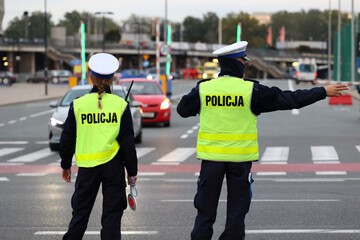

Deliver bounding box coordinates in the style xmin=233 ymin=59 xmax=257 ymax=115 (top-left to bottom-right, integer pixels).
xmin=177 ymin=41 xmax=348 ymax=240
xmin=60 ymin=53 xmax=138 ymax=240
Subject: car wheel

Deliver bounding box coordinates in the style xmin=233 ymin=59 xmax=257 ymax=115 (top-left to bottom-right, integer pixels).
xmin=49 ymin=143 xmax=59 ymax=151
xmin=3 ymin=77 xmax=10 ymax=85
xmin=52 ymin=77 xmax=59 ymax=84
xmin=0 ymin=78 xmax=3 ymax=84
xmin=164 ymin=121 xmax=170 ymax=127
xmin=134 ymin=130 xmax=142 ymax=143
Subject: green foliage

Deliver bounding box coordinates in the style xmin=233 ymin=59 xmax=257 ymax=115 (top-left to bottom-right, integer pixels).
xmin=183 ymin=12 xmax=219 ymax=43
xmin=5 ymin=11 xmax=53 ymax=38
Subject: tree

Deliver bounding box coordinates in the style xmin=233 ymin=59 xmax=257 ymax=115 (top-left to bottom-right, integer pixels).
xmin=5 ymin=11 xmax=53 ymax=38
xmin=57 ymin=11 xmax=88 ymax=36
xmin=222 ymin=12 xmax=266 ymax=47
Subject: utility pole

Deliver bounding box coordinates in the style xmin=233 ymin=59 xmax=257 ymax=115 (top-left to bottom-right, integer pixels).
xmin=44 ymin=0 xmax=48 ymax=95
xmin=350 ymin=0 xmax=355 ymax=83
xmin=328 ymin=0 xmax=332 ymax=81
xmin=337 ymin=0 xmax=341 ymax=82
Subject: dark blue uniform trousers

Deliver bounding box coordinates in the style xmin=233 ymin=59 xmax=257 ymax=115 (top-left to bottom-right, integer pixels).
xmin=191 ymin=160 xmax=252 ymax=240
xmin=63 ymin=158 xmax=127 ymax=240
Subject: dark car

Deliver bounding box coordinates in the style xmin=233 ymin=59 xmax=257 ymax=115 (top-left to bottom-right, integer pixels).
xmin=0 ymin=71 xmax=17 ymax=85
xmin=27 ymin=70 xmax=73 ymax=83
xmin=284 ymin=67 xmax=297 ymax=79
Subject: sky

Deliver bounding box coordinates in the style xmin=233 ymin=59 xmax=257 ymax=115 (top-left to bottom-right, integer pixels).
xmin=2 ymin=0 xmax=360 ymax=29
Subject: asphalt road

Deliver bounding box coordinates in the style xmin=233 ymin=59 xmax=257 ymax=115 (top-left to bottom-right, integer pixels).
xmin=1 ymin=79 xmax=360 ymax=240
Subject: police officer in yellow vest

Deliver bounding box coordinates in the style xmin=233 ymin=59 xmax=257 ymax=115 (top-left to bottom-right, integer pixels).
xmin=177 ymin=41 xmax=348 ymax=240
xmin=59 ymin=53 xmax=138 ymax=240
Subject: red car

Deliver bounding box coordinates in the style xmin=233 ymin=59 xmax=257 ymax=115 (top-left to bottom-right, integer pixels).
xmin=119 ymin=78 xmax=171 ymax=126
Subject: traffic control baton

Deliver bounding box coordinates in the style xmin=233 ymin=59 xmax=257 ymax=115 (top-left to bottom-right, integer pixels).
xmin=128 ymin=177 xmax=138 ymax=211
xmin=125 ymin=80 xmax=134 ymax=102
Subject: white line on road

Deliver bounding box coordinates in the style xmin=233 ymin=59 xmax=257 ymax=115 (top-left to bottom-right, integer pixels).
xmin=256 ymin=172 xmax=287 ymax=176
xmin=16 ymin=173 xmax=48 ymax=177
xmin=0 ymin=123 xmax=4 ymax=127
xmin=151 ymin=162 xmax=180 ymax=165
xmin=36 ymin=141 xmax=48 ymax=144
xmin=315 ymin=171 xmax=347 ymax=175
xmin=0 ymin=163 xmax=24 ymax=166
xmin=180 ymin=134 xmax=188 ymax=139
xmin=356 ymin=145 xmax=360 ymax=153
xmin=261 ymin=147 xmax=289 ymax=162
xmin=161 ymin=199 xmax=339 ymax=203
xmin=135 ymin=147 xmax=155 ymax=158
xmin=137 ymin=172 xmax=166 ymax=176
xmin=246 ymin=229 xmax=360 ymax=234
xmin=8 ymin=120 xmax=16 ymax=124
xmin=287 ymin=79 xmax=300 ymax=115
xmin=0 ymin=148 xmax=25 ymax=157
xmin=34 ymin=231 xmax=159 ymax=235
xmin=156 ymin=148 xmax=196 ymax=163
xmin=19 ymin=117 xmax=27 ymax=121
xmin=0 ymin=177 xmax=10 ymax=181
xmin=0 ymin=141 xmax=28 ymax=144
xmin=7 ymin=148 xmax=55 ymax=162
xmin=311 ymin=146 xmax=339 ymax=161
xmin=29 ymin=109 xmax=55 ymax=118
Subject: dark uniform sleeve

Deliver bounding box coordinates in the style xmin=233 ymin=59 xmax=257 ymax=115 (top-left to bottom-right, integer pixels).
xmin=59 ymin=103 xmax=76 ymax=170
xmin=251 ymin=82 xmax=327 ymax=115
xmin=117 ymin=104 xmax=138 ymax=177
xmin=177 ymin=83 xmax=201 ymax=117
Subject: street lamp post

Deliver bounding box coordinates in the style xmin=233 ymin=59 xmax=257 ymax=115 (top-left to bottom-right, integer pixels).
xmin=44 ymin=0 xmax=48 ymax=95
xmin=94 ymin=12 xmax=113 ymax=52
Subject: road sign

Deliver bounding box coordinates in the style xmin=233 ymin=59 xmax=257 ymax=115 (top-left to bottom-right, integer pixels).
xmin=159 ymin=57 xmax=172 ymax=63
xmin=160 ymin=43 xmax=171 ymax=56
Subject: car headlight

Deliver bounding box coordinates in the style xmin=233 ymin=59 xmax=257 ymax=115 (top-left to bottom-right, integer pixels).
xmin=50 ymin=117 xmax=64 ymax=128
xmin=203 ymin=73 xmax=207 ymax=79
xmin=160 ymin=98 xmax=170 ymax=110
xmin=147 ymin=75 xmax=153 ymax=80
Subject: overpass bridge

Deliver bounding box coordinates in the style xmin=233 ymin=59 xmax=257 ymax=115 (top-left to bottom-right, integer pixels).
xmin=0 ymin=37 xmax=331 ymax=81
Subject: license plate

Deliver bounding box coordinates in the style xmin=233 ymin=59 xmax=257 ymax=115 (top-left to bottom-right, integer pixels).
xmin=142 ymin=112 xmax=155 ymax=118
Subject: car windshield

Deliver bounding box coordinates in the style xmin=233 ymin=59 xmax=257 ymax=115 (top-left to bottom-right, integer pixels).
xmin=51 ymin=70 xmax=72 ymax=77
xmin=122 ymin=81 xmax=163 ymax=95
xmin=299 ymin=64 xmax=315 ymax=72
xmin=60 ymin=88 xmax=126 ymax=106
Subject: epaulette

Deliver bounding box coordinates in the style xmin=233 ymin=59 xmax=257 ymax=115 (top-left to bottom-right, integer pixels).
xmin=197 ymin=79 xmax=212 ymax=85
xmin=243 ymin=78 xmax=259 ymax=83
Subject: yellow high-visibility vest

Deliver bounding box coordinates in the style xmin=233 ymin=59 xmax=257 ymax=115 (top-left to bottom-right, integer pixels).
xmin=197 ymin=77 xmax=258 ymax=162
xmin=73 ymin=93 xmax=127 ymax=167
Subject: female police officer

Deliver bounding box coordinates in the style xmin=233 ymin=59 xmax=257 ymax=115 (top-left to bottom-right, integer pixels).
xmin=59 ymin=53 xmax=138 ymax=240
xmin=177 ymin=41 xmax=348 ymax=240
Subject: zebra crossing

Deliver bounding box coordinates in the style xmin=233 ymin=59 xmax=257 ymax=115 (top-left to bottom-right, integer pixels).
xmin=0 ymin=144 xmax=360 ymax=179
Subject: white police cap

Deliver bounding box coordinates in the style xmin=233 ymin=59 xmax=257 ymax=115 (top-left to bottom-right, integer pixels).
xmin=89 ymin=53 xmax=119 ymax=79
xmin=213 ymin=41 xmax=251 ymax=61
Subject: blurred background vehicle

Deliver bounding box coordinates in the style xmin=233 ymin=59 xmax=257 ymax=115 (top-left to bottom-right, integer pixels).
xmin=119 ymin=69 xmax=147 ymax=79
xmin=202 ymin=61 xmax=219 ymax=80
xmin=292 ymin=58 xmax=318 ymax=84
xmin=284 ymin=66 xmax=297 ymax=79
xmin=48 ymin=85 xmax=143 ymax=151
xmin=0 ymin=71 xmax=17 ymax=85
xmin=26 ymin=70 xmax=73 ymax=83
xmin=145 ymin=66 xmax=178 ymax=80
xmin=119 ymin=78 xmax=171 ymax=127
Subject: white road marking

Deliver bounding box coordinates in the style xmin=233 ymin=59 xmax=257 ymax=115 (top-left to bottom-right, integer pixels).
xmin=180 ymin=134 xmax=188 ymax=139
xmin=0 ymin=148 xmax=25 ymax=157
xmin=156 ymin=148 xmax=196 ymax=163
xmin=0 ymin=163 xmax=24 ymax=166
xmin=29 ymin=109 xmax=55 ymax=118
xmin=137 ymin=172 xmax=166 ymax=176
xmin=151 ymin=162 xmax=180 ymax=165
xmin=36 ymin=141 xmax=48 ymax=144
xmin=261 ymin=147 xmax=289 ymax=162
xmin=356 ymin=145 xmax=360 ymax=153
xmin=246 ymin=229 xmax=360 ymax=234
xmin=0 ymin=141 xmax=28 ymax=144
xmin=16 ymin=173 xmax=48 ymax=177
xmin=161 ymin=199 xmax=339 ymax=203
xmin=256 ymin=172 xmax=287 ymax=176
xmin=311 ymin=146 xmax=339 ymax=161
xmin=192 ymin=126 xmax=199 ymax=130
xmin=0 ymin=177 xmax=9 ymax=181
xmin=315 ymin=171 xmax=347 ymax=175
xmin=7 ymin=148 xmax=55 ymax=162
xmin=287 ymin=79 xmax=300 ymax=115
xmin=34 ymin=231 xmax=158 ymax=235
xmin=19 ymin=117 xmax=27 ymax=121
xmin=0 ymin=123 xmax=4 ymax=127
xmin=313 ymin=160 xmax=340 ymax=164
xmin=8 ymin=120 xmax=16 ymax=124
xmin=136 ymin=147 xmax=155 ymax=158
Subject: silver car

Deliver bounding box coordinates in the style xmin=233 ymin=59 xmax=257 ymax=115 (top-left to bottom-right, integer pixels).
xmin=48 ymin=85 xmax=142 ymax=151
